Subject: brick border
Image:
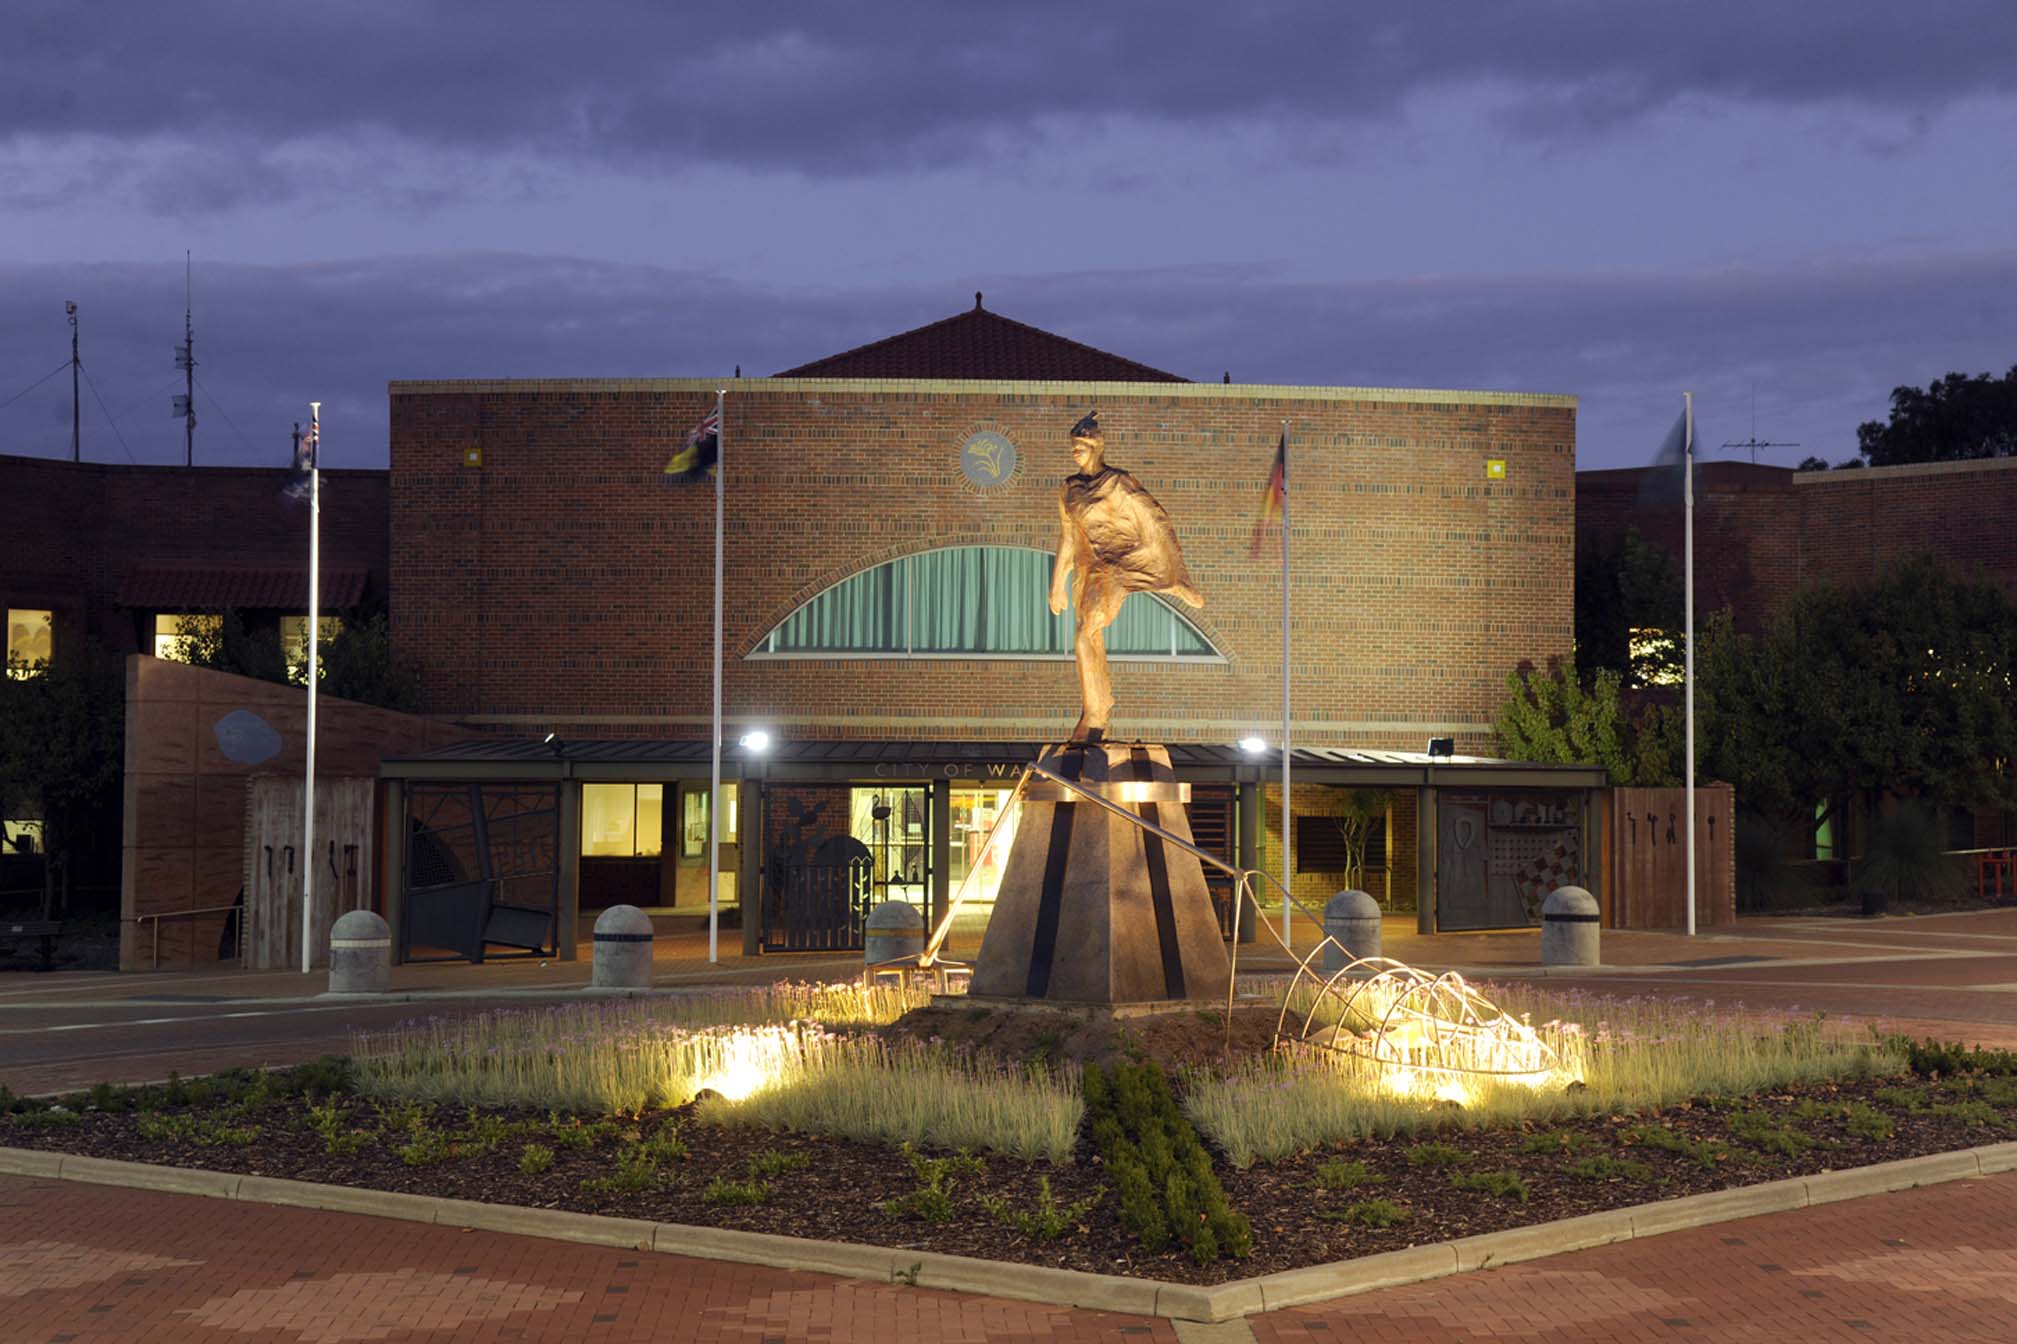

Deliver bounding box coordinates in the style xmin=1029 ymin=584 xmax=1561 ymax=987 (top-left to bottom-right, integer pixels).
xmin=6 ymin=1141 xmax=2016 ymax=1322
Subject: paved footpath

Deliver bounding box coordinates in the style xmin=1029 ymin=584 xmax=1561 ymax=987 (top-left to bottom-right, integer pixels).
xmin=8 ymin=1169 xmax=2017 ymax=1342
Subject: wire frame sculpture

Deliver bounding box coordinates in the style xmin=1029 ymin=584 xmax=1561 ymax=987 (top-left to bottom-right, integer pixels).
xmin=1276 ymin=951 xmax=1564 ymax=1096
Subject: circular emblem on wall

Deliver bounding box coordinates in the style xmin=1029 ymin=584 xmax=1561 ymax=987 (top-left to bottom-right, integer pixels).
xmin=958 ymin=430 xmax=1019 ymax=490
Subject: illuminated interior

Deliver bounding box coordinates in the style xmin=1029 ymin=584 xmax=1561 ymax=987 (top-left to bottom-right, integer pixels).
xmin=280 ymin=614 xmax=344 ymax=678
xmin=582 ymin=783 xmax=665 ymax=857
xmin=152 ymin=612 xmax=220 ymax=662
xmin=6 ymin=608 xmax=52 ymax=677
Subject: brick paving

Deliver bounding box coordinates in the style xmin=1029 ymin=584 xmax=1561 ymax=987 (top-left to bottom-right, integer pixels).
xmin=0 ymin=1174 xmax=1181 ymax=1342
xmin=9 ymin=1167 xmax=2017 ymax=1340
xmin=1258 ymin=1171 xmax=2017 ymax=1343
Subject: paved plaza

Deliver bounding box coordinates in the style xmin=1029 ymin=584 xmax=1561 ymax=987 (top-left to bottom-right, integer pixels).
xmin=7 ymin=908 xmax=2017 ymax=1339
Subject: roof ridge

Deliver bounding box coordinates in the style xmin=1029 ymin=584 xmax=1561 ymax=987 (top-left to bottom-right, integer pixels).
xmin=774 ymin=302 xmax=1187 ymax=382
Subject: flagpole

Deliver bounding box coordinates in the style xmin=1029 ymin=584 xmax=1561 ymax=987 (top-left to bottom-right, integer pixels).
xmin=1683 ymin=391 xmax=1697 ymax=938
xmin=301 ymin=402 xmax=321 ymax=974
xmin=1279 ymin=418 xmax=1292 ymax=952
xmin=707 ymin=388 xmax=726 ymax=965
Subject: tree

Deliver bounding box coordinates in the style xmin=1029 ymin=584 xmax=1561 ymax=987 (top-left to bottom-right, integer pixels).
xmin=1494 ymin=658 xmax=1681 ymax=786
xmin=0 ymin=642 xmax=124 ymax=916
xmin=1574 ymin=527 xmax=1684 ymax=687
xmin=1695 ymin=559 xmax=2017 ymax=821
xmin=1855 ymin=365 xmax=2017 ymax=466
xmin=1324 ymin=789 xmax=1388 ymax=896
xmin=172 ymin=608 xmax=420 ymax=712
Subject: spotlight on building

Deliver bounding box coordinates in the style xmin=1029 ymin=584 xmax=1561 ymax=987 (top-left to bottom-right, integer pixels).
xmin=1238 ymin=735 xmax=1268 ymax=755
xmin=1426 ymin=737 xmax=1455 ymax=759
xmin=739 ymin=729 xmax=772 ymax=754
xmin=543 ymin=732 xmax=564 ymax=758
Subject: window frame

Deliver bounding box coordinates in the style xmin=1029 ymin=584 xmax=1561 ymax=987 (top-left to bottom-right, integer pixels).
xmin=749 ymin=545 xmax=1226 ymax=664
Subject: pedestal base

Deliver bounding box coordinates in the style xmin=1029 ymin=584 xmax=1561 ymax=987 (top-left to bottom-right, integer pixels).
xmin=970 ymin=742 xmax=1232 ymax=1006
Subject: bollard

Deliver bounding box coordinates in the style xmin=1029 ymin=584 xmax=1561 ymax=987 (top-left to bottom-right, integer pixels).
xmin=864 ymin=899 xmax=924 ymax=969
xmin=1321 ymin=889 xmax=1382 ymax=973
xmin=1541 ymin=886 xmax=1601 ymax=966
xmin=327 ymin=909 xmax=391 ymax=994
xmin=591 ymin=904 xmax=655 ymax=989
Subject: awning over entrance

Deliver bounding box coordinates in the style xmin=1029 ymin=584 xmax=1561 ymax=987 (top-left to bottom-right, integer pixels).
xmin=380 ymin=737 xmax=1607 ymax=789
xmin=116 ymin=559 xmax=369 ymax=610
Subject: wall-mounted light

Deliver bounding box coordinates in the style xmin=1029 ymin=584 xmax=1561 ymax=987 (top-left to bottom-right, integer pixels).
xmin=1426 ymin=737 xmax=1455 ymax=759
xmin=739 ymin=729 xmax=772 ymax=753
xmin=543 ymin=732 xmax=565 ymax=758
xmin=1238 ymin=735 xmax=1268 ymax=755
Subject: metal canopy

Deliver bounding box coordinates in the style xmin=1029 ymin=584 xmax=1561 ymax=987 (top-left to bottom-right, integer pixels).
xmin=380 ymin=736 xmax=1606 ymax=789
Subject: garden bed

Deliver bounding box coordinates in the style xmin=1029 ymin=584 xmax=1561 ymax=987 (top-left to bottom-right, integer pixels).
xmin=6 ymin=986 xmax=2016 ymax=1286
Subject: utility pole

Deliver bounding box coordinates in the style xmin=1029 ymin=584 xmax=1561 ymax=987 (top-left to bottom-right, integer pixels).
xmin=67 ymin=301 xmax=79 ymax=462
xmin=174 ymin=252 xmax=196 ymax=467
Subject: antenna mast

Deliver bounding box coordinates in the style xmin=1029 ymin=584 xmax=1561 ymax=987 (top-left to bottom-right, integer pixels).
xmin=174 ymin=252 xmax=197 ymax=467
xmin=67 ymin=301 xmax=80 ymax=462
xmin=1723 ymin=386 xmax=1797 ymax=464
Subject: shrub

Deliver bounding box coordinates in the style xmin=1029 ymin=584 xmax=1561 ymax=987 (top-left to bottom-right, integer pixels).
xmin=1404 ymin=1142 xmax=1467 ymax=1168
xmin=981 ymin=1176 xmax=1100 ymax=1242
xmin=703 ymin=1178 xmax=770 ymax=1206
xmin=1904 ymin=1040 xmax=2017 ymax=1078
xmin=1931 ymin=1101 xmax=2001 ymax=1128
xmin=1621 ymin=1124 xmax=1734 ymax=1169
xmin=1842 ymin=1104 xmax=1895 ymax=1142
xmin=879 ymin=1143 xmax=983 ymax=1222
xmin=1518 ymin=1130 xmax=1596 ymax=1155
xmin=1326 ymin=1198 xmax=1409 ymax=1228
xmin=1314 ymin=1159 xmax=1381 ymax=1191
xmin=1565 ymin=1155 xmax=1654 ymax=1183
xmin=519 ymin=1143 xmax=555 ymax=1176
xmin=1450 ymin=1169 xmax=1529 ymax=1201
xmin=1725 ymin=1110 xmax=1820 ymax=1156
xmin=749 ymin=1149 xmax=810 ymax=1180
xmin=1084 ymin=1062 xmax=1251 ymax=1266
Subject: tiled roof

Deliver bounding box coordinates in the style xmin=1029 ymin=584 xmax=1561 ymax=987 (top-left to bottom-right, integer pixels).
xmin=116 ymin=560 xmax=369 ymax=610
xmin=775 ymin=295 xmax=1188 ymax=382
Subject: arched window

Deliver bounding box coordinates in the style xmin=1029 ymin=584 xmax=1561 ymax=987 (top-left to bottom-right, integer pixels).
xmin=753 ymin=546 xmax=1223 ymax=661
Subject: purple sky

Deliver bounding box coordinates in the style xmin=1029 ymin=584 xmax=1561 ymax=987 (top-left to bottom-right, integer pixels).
xmin=3 ymin=2 xmax=2013 ymax=472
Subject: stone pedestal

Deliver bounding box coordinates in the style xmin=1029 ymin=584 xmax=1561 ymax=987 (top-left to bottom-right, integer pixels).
xmin=971 ymin=743 xmax=1231 ymax=1005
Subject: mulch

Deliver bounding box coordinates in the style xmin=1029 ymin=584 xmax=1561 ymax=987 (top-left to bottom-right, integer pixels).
xmin=6 ymin=1069 xmax=2011 ymax=1286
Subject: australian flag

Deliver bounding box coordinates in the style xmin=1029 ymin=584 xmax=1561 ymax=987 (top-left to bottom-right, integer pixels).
xmin=663 ymin=408 xmax=720 ymax=483
xmin=281 ymin=413 xmax=318 ymax=505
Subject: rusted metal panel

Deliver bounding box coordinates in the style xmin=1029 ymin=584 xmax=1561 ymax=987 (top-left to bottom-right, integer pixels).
xmin=1608 ymin=785 xmax=1735 ymax=928
xmin=242 ymin=776 xmax=375 ymax=970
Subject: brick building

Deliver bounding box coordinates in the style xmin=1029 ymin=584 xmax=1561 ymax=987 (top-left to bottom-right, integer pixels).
xmin=382 ymin=302 xmax=1606 ymax=959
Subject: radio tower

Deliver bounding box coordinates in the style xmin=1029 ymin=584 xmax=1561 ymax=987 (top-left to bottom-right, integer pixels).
xmin=173 ymin=252 xmax=197 ymax=466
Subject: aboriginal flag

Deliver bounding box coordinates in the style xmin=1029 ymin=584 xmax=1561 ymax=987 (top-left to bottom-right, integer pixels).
xmin=663 ymin=408 xmax=720 ymax=483
xmin=1248 ymin=430 xmax=1285 ymax=558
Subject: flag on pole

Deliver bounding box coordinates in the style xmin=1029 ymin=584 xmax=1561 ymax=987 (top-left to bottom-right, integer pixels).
xmin=281 ymin=414 xmax=318 ymax=505
xmin=1248 ymin=430 xmax=1286 ymax=558
xmin=663 ymin=409 xmax=721 ymax=483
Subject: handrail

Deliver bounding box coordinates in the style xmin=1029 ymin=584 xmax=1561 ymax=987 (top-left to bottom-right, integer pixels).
xmin=131 ymin=903 xmax=245 ymax=970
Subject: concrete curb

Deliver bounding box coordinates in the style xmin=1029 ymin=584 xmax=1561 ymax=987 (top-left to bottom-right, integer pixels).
xmin=3 ymin=1139 xmax=2015 ymax=1322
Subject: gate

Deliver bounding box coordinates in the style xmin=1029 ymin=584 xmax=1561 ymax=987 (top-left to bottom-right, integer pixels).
xmin=763 ymin=858 xmax=873 ymax=952
xmin=401 ymin=783 xmax=559 ymax=963
xmin=242 ymin=776 xmax=374 ymax=970
xmin=1608 ymin=785 xmax=1736 ymax=928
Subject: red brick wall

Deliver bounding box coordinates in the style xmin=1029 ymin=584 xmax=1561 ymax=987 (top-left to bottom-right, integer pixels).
xmin=1577 ymin=457 xmax=2017 ymax=630
xmin=0 ymin=454 xmax=389 ymax=659
xmin=390 ymin=380 xmax=1578 ymax=753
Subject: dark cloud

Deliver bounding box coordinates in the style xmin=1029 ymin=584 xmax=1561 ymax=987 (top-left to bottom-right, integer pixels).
xmin=3 ymin=2 xmax=2010 ymax=193
xmin=3 ymin=249 xmax=2010 ymax=472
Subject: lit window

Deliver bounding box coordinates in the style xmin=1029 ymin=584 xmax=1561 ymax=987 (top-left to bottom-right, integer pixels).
xmin=154 ymin=613 xmax=221 ymax=662
xmin=679 ymin=784 xmax=739 ymax=858
xmin=583 ymin=784 xmax=665 ymax=858
xmin=1628 ymin=627 xmax=1684 ymax=686
xmin=755 ymin=546 xmax=1221 ymax=660
xmin=3 ymin=819 xmax=45 ymax=855
xmin=281 ymin=615 xmax=344 ymax=682
xmin=6 ymin=609 xmax=52 ymax=678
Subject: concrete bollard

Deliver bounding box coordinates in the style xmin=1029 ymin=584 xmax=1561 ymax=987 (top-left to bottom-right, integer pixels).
xmin=1321 ymin=889 xmax=1382 ymax=973
xmin=327 ymin=909 xmax=391 ymax=994
xmin=864 ymin=899 xmax=924 ymax=968
xmin=591 ymin=904 xmax=655 ymax=989
xmin=1541 ymin=886 xmax=1601 ymax=966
